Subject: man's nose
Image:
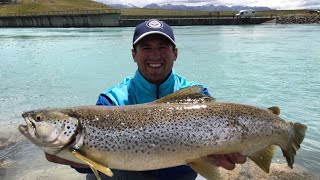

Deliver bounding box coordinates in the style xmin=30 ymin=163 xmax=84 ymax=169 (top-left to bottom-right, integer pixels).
xmin=149 ymin=48 xmax=161 ymax=60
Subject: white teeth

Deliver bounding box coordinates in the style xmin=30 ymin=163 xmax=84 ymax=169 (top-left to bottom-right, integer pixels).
xmin=149 ymin=64 xmax=161 ymax=68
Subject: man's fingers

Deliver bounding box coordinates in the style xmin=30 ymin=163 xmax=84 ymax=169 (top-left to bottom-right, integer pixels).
xmin=216 ymin=158 xmax=236 ymax=170
xmin=226 ymin=153 xmax=246 ymax=164
xmin=206 ymin=153 xmax=247 ymax=170
xmin=45 ymin=152 xmax=89 ymax=168
xmin=45 ymin=153 xmax=60 ymax=163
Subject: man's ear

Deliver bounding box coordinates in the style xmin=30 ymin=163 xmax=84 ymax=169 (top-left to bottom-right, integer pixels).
xmin=132 ymin=49 xmax=137 ymax=62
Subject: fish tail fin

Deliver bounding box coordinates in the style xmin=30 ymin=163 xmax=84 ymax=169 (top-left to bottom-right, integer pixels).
xmin=281 ymin=122 xmax=307 ymax=169
xmin=188 ymin=157 xmax=221 ymax=180
xmin=248 ymin=145 xmax=277 ymax=173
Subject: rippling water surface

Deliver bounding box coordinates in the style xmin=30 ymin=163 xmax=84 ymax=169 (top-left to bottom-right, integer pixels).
xmin=0 ymin=24 xmax=319 ymax=179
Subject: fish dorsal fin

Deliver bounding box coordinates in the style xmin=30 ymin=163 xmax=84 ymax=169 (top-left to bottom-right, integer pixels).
xmin=154 ymin=85 xmax=215 ymax=104
xmin=71 ymin=149 xmax=113 ymax=179
xmin=268 ymin=106 xmax=280 ymax=115
xmin=248 ymin=145 xmax=276 ymax=173
xmin=188 ymin=157 xmax=221 ymax=180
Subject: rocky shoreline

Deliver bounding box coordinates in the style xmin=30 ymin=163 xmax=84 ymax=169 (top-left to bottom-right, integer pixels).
xmin=218 ymin=160 xmax=318 ymax=180
xmin=276 ymin=15 xmax=320 ymax=24
xmin=14 ymin=160 xmax=318 ymax=180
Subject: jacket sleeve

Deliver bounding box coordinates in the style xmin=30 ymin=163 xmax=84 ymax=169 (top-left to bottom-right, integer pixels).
xmin=202 ymin=87 xmax=211 ymax=96
xmin=96 ymin=94 xmax=114 ymax=106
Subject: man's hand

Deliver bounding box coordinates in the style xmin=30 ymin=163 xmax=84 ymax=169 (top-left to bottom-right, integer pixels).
xmin=45 ymin=152 xmax=89 ymax=168
xmin=206 ymin=153 xmax=246 ymax=170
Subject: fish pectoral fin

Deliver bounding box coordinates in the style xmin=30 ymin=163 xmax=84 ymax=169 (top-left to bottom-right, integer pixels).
xmin=248 ymin=145 xmax=276 ymax=173
xmin=188 ymin=157 xmax=221 ymax=180
xmin=89 ymin=166 xmax=102 ymax=180
xmin=268 ymin=106 xmax=280 ymax=115
xmin=71 ymin=149 xmax=113 ymax=177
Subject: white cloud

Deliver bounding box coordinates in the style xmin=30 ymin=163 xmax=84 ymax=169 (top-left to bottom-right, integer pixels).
xmin=96 ymin=0 xmax=320 ymax=9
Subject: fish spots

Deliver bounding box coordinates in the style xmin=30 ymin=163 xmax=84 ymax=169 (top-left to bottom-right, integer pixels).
xmin=69 ymin=102 xmax=287 ymax=164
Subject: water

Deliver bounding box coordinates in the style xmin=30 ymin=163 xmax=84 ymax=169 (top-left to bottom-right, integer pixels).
xmin=0 ymin=24 xmax=319 ymax=179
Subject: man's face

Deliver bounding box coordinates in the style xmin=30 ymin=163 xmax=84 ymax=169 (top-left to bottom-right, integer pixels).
xmin=132 ymin=34 xmax=178 ymax=84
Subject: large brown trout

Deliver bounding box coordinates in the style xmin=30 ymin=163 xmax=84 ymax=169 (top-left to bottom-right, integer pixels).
xmin=18 ymin=86 xmax=307 ymax=179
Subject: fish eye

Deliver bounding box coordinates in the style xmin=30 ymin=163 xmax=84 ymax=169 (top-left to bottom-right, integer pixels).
xmin=35 ymin=114 xmax=42 ymax=121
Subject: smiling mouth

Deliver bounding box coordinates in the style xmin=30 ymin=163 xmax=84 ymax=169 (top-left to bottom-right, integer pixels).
xmin=148 ymin=63 xmax=162 ymax=68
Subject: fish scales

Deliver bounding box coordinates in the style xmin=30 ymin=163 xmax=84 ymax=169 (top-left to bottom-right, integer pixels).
xmin=63 ymin=102 xmax=289 ymax=170
xmin=19 ymin=86 xmax=307 ymax=178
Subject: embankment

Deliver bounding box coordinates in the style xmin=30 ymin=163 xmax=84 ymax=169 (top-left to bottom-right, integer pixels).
xmin=0 ymin=13 xmax=120 ymax=27
xmin=119 ymin=17 xmax=274 ymax=27
xmin=0 ymin=13 xmax=274 ymax=27
xmin=276 ymin=15 xmax=320 ymax=24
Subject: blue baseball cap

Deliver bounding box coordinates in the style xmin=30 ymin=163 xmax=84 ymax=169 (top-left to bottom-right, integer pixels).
xmin=132 ymin=19 xmax=176 ymax=46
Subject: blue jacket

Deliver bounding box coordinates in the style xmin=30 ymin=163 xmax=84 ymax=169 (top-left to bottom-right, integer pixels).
xmin=75 ymin=70 xmax=210 ymax=180
xmin=97 ymin=70 xmax=209 ymax=106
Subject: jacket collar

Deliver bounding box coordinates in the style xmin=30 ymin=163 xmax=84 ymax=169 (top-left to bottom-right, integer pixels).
xmin=132 ymin=70 xmax=175 ymax=99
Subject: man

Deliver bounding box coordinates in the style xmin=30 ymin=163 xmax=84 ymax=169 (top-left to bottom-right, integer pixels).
xmin=46 ymin=19 xmax=246 ymax=179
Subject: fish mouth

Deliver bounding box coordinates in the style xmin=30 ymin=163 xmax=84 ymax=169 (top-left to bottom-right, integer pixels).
xmin=19 ymin=117 xmax=36 ymax=138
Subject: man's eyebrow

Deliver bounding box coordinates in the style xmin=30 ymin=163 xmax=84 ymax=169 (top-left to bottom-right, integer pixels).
xmin=139 ymin=43 xmax=151 ymax=47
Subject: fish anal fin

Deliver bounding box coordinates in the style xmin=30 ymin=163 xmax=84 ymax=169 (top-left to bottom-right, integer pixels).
xmin=71 ymin=149 xmax=113 ymax=177
xmin=154 ymin=85 xmax=215 ymax=104
xmin=188 ymin=157 xmax=221 ymax=180
xmin=248 ymin=145 xmax=276 ymax=173
xmin=268 ymin=106 xmax=280 ymax=115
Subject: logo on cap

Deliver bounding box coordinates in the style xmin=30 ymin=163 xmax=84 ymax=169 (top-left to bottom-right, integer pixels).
xmin=146 ymin=19 xmax=163 ymax=29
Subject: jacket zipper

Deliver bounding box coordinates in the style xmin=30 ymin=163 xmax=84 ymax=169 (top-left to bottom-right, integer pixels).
xmin=156 ymin=85 xmax=160 ymax=99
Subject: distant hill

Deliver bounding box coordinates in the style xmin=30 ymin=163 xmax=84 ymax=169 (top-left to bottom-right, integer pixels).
xmin=108 ymin=3 xmax=274 ymax=11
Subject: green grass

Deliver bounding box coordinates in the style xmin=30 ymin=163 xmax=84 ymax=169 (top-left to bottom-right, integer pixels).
xmin=120 ymin=8 xmax=214 ymax=16
xmin=0 ymin=0 xmax=111 ymax=14
xmin=256 ymin=10 xmax=314 ymax=17
xmin=121 ymin=8 xmax=241 ymax=17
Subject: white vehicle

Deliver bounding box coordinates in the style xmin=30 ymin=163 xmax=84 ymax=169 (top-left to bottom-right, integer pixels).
xmin=236 ymin=9 xmax=256 ymax=18
xmin=308 ymin=10 xmax=320 ymax=14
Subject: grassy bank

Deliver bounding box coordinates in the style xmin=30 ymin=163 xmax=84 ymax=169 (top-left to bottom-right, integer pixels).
xmin=121 ymin=8 xmax=220 ymax=16
xmin=0 ymin=0 xmax=111 ymax=14
xmin=257 ymin=10 xmax=316 ymax=17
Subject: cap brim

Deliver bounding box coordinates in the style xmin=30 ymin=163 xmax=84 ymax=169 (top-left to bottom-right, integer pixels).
xmin=133 ymin=31 xmax=176 ymax=46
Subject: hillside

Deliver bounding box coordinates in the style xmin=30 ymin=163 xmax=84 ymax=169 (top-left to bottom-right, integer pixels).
xmin=0 ymin=0 xmax=111 ymax=14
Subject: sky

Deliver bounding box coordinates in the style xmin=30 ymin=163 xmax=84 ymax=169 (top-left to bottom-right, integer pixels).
xmin=96 ymin=0 xmax=320 ymax=10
